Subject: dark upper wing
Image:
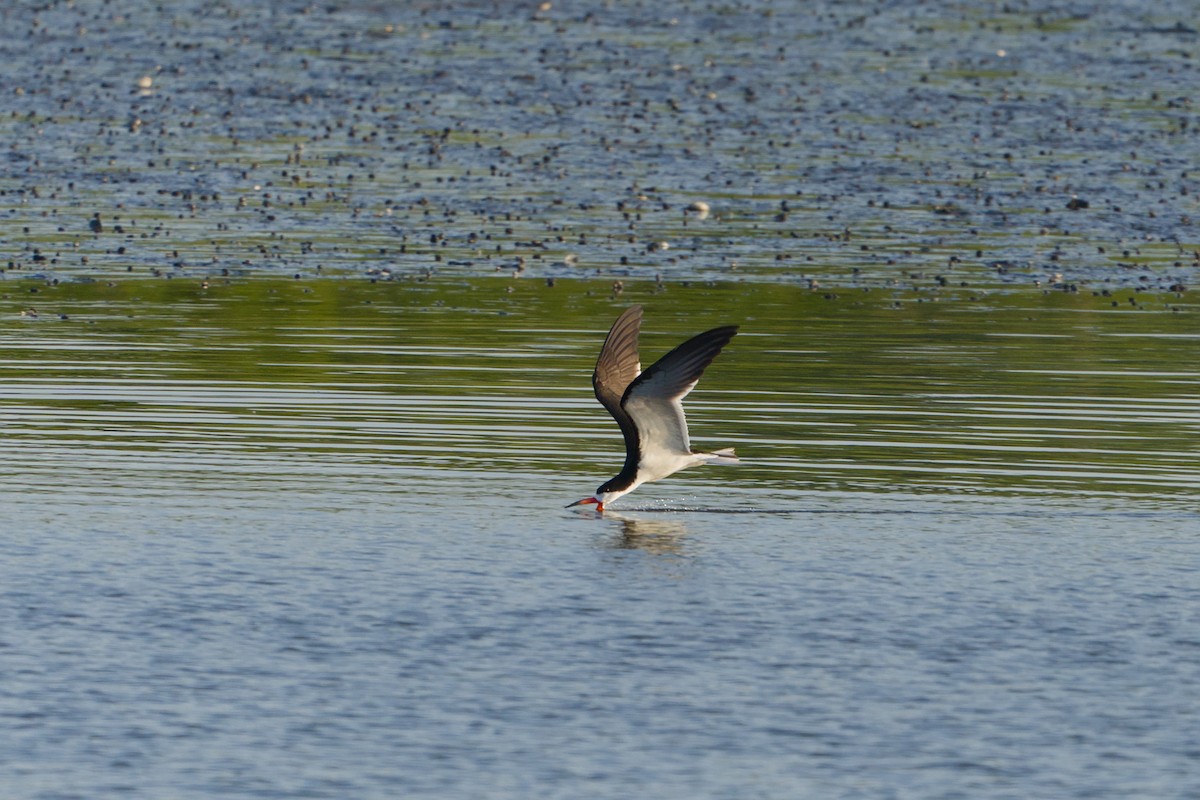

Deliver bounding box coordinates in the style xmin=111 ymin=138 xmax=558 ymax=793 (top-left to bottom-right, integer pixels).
xmin=592 ymin=305 xmax=643 ymax=420
xmin=591 ymin=306 xmax=643 ymax=488
xmin=624 ymin=325 xmax=738 ymax=405
xmin=621 ymin=325 xmax=738 ymax=455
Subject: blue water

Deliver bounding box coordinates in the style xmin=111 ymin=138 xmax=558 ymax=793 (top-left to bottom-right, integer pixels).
xmin=2 ymin=286 xmax=1199 ymax=798
xmin=4 ymin=472 xmax=1198 ymax=798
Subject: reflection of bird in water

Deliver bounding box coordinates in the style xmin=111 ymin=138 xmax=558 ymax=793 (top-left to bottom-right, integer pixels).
xmin=567 ymin=305 xmax=739 ymax=513
xmin=603 ymin=510 xmax=691 ymax=556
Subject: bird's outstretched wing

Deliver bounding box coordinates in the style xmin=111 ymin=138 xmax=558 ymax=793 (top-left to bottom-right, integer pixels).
xmin=591 ymin=306 xmax=644 ymax=490
xmin=592 ymin=305 xmax=643 ymax=422
xmin=622 ymin=325 xmax=738 ymax=457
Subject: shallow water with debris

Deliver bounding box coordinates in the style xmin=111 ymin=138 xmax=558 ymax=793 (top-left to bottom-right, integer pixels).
xmin=2 ymin=1 xmax=1200 ymax=798
xmin=3 ymin=0 xmax=1198 ymax=291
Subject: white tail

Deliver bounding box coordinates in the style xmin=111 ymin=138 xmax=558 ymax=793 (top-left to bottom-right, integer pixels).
xmin=700 ymin=447 xmax=739 ymax=465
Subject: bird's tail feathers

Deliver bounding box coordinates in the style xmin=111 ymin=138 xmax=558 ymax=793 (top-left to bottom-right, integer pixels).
xmin=698 ymin=447 xmax=739 ymax=465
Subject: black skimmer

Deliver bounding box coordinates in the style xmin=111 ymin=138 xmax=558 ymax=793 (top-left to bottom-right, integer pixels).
xmin=567 ymin=305 xmax=739 ymax=512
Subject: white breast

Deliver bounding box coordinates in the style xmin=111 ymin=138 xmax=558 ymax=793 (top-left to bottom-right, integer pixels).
xmin=636 ymin=449 xmax=705 ymax=484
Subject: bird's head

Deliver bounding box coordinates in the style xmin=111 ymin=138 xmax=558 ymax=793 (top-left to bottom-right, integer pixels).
xmin=566 ymin=485 xmax=633 ymax=512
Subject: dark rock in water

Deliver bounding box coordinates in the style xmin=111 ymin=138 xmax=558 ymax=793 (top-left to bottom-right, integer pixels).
xmin=1066 ymin=197 xmax=1090 ymax=210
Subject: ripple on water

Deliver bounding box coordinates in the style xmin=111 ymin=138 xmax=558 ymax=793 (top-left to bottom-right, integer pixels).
xmin=1 ymin=285 xmax=1197 ymax=503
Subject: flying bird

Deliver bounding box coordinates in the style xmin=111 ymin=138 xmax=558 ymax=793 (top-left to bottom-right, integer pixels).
xmin=567 ymin=305 xmax=739 ymax=512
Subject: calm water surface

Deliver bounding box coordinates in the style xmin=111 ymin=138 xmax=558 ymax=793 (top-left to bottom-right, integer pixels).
xmin=2 ymin=280 xmax=1198 ymax=799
